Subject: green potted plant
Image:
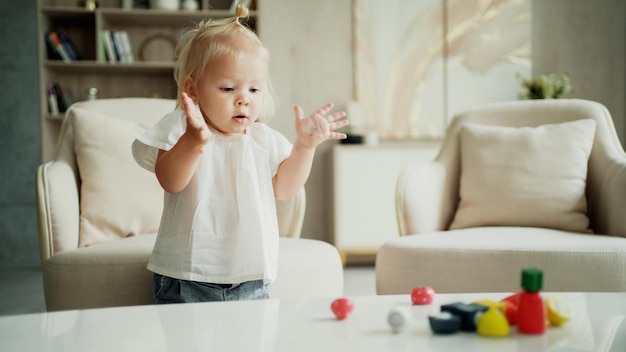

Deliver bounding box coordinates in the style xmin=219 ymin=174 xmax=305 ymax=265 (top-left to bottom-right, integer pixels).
xmin=517 ymin=73 xmax=573 ymax=99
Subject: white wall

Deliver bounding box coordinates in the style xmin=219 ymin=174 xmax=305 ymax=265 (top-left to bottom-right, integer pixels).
xmin=259 ymin=0 xmax=353 ymax=241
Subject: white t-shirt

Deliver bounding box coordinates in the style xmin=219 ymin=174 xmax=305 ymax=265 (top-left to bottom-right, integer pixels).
xmin=132 ymin=110 xmax=292 ymax=284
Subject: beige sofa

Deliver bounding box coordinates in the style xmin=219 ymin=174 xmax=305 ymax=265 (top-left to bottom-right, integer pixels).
xmin=36 ymin=98 xmax=343 ymax=311
xmin=376 ymin=99 xmax=626 ymax=294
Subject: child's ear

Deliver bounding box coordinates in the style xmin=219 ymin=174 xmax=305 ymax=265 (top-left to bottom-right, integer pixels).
xmin=183 ymin=77 xmax=198 ymax=103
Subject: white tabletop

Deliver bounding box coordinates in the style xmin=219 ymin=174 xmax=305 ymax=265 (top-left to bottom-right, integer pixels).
xmin=1 ymin=292 xmax=624 ymax=352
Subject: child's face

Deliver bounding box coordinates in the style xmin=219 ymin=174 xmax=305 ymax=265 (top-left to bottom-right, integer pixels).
xmin=192 ymin=48 xmax=266 ymax=136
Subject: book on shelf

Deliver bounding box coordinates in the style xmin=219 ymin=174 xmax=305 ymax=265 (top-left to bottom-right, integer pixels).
xmin=101 ymin=30 xmax=118 ymax=63
xmin=45 ymin=31 xmax=81 ymax=62
xmin=98 ymin=33 xmax=107 ymax=63
xmin=113 ymin=31 xmax=135 ymax=64
xmin=101 ymin=30 xmax=135 ymax=64
xmin=47 ymin=82 xmax=75 ymax=115
xmin=49 ymin=32 xmax=71 ymax=62
xmin=121 ymin=31 xmax=135 ymax=63
xmin=46 ymin=83 xmax=59 ymax=116
xmin=45 ymin=34 xmax=62 ymax=61
xmin=45 ymin=32 xmax=70 ymax=62
xmin=57 ymin=31 xmax=82 ymax=61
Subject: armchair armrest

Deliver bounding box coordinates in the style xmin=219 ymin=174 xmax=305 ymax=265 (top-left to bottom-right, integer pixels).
xmin=396 ymin=161 xmax=455 ymax=236
xmin=597 ymin=160 xmax=626 ymax=237
xmin=584 ymin=101 xmax=626 ymax=237
xmin=36 ymin=160 xmax=80 ymax=263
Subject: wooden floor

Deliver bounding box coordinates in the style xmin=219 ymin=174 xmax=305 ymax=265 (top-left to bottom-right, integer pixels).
xmin=0 ymin=265 xmax=376 ymax=316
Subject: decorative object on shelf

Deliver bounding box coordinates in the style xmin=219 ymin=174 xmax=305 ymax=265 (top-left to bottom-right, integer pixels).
xmin=517 ymin=73 xmax=573 ymax=99
xmin=79 ymin=0 xmax=98 ymax=11
xmin=87 ymin=88 xmax=99 ymax=101
xmin=230 ymin=0 xmax=255 ymax=12
xmin=182 ymin=0 xmax=198 ymax=11
xmin=150 ymin=0 xmax=179 ymax=10
xmin=139 ymin=33 xmax=177 ymax=62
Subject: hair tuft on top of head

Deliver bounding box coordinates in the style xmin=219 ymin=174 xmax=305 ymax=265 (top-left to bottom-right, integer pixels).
xmin=235 ymin=4 xmax=249 ymax=23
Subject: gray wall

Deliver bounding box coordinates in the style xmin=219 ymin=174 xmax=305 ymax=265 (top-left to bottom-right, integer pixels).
xmin=0 ymin=0 xmax=41 ymax=268
xmin=533 ymin=0 xmax=626 ymax=146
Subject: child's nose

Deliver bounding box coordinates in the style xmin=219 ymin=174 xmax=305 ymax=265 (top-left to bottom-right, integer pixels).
xmin=236 ymin=94 xmax=250 ymax=106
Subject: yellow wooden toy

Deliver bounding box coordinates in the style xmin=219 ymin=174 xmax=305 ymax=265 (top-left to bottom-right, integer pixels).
xmin=474 ymin=300 xmax=510 ymax=338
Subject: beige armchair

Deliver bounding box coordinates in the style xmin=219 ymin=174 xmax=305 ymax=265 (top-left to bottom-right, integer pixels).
xmin=37 ymin=98 xmax=343 ymax=311
xmin=376 ymin=99 xmax=626 ymax=294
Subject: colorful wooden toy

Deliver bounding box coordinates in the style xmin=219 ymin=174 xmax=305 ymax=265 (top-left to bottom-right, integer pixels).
xmin=428 ymin=312 xmax=462 ymax=334
xmin=411 ymin=286 xmax=435 ymax=305
xmin=475 ymin=301 xmax=510 ymax=338
xmin=331 ymin=298 xmax=354 ymax=320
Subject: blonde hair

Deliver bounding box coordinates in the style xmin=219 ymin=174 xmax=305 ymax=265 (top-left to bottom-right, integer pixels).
xmin=174 ymin=4 xmax=278 ymax=121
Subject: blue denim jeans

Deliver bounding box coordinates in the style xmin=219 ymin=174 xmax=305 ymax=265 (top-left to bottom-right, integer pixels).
xmin=153 ymin=273 xmax=269 ymax=304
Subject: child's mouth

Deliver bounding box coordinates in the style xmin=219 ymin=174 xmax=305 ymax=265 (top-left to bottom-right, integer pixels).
xmin=232 ymin=115 xmax=248 ymax=122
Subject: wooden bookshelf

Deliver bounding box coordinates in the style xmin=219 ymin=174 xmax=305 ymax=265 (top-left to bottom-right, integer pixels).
xmin=37 ymin=0 xmax=258 ymax=161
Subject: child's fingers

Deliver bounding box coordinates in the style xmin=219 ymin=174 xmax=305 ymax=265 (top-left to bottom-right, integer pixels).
xmin=181 ymin=93 xmax=203 ymax=128
xmin=314 ymin=103 xmax=334 ymax=117
xmin=293 ymin=105 xmax=304 ymax=121
xmin=181 ymin=92 xmax=193 ymax=109
xmin=181 ymin=93 xmax=193 ymax=112
xmin=181 ymin=93 xmax=199 ymax=116
xmin=326 ymin=111 xmax=347 ymax=122
xmin=328 ymin=132 xmax=348 ymax=140
xmin=328 ymin=119 xmax=350 ymax=131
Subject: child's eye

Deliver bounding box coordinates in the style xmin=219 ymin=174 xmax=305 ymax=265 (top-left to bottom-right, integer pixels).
xmin=250 ymin=88 xmax=261 ymax=93
xmin=221 ymin=87 xmax=234 ymax=92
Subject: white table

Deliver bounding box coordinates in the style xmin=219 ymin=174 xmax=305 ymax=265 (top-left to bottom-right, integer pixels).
xmin=1 ymin=292 xmax=624 ymax=351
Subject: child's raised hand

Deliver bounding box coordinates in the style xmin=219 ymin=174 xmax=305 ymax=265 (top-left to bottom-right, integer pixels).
xmin=294 ymin=103 xmax=349 ymax=148
xmin=181 ymin=92 xmax=212 ymax=145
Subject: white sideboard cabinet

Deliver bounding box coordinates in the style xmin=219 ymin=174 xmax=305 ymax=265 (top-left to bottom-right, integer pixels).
xmin=331 ymin=142 xmax=440 ymax=264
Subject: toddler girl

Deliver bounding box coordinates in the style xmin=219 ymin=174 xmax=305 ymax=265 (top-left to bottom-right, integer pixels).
xmin=132 ymin=5 xmax=348 ymax=303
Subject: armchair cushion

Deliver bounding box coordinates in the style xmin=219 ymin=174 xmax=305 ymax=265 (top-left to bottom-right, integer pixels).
xmin=450 ymin=119 xmax=596 ymax=233
xmin=73 ymin=108 xmax=163 ymax=247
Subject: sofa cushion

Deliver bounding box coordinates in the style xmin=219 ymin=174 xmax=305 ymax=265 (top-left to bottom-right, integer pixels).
xmin=73 ymin=109 xmax=163 ymax=247
xmin=376 ymin=227 xmax=626 ymax=294
xmin=44 ymin=234 xmax=157 ymax=310
xmin=43 ymin=236 xmax=344 ymax=310
xmin=449 ymin=119 xmax=596 ymax=233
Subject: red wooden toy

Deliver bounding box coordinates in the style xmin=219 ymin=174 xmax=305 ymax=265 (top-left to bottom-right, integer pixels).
xmin=331 ymin=298 xmax=354 ymax=320
xmin=411 ymin=286 xmax=435 ymax=305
